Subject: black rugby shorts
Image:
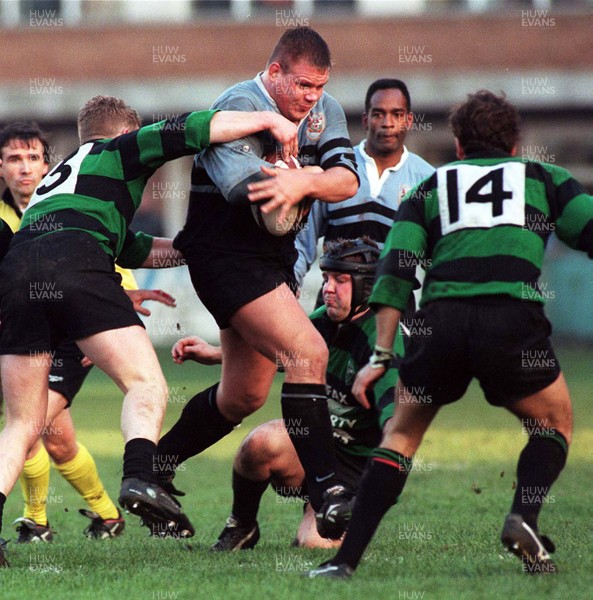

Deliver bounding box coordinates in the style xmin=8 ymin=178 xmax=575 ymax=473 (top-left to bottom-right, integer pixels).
xmin=399 ymin=297 xmax=561 ymax=406
xmin=184 ymin=247 xmax=298 ymax=329
xmin=47 ymin=340 xmax=93 ymax=407
xmin=0 ymin=232 xmax=143 ymax=354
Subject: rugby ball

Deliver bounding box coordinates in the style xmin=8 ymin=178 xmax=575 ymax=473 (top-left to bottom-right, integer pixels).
xmin=251 ymin=154 xmax=312 ymax=236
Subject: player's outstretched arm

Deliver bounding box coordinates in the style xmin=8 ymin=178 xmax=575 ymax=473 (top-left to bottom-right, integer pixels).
xmin=138 ymin=237 xmax=186 ymax=269
xmin=209 ymin=111 xmax=298 ymax=158
xmin=172 ymin=335 xmax=222 ymax=365
xmin=126 ymin=289 xmax=176 ymax=317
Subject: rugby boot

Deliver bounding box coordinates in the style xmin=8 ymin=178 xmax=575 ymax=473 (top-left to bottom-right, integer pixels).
xmin=13 ymin=517 xmax=54 ymax=543
xmin=119 ymin=477 xmax=194 ymax=538
xmin=501 ymin=513 xmax=557 ymax=574
xmin=315 ymin=485 xmax=354 ymax=540
xmin=80 ymin=508 xmax=125 ymax=539
xmin=211 ymin=515 xmax=260 ymax=551
xmin=304 ymin=560 xmax=353 ymax=579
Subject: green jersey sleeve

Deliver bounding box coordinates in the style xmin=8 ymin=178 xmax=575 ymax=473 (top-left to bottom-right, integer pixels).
xmin=117 ymin=230 xmax=154 ymax=268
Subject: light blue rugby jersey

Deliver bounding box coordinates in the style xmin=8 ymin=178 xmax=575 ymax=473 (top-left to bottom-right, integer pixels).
xmin=294 ymin=140 xmax=434 ymax=285
xmin=194 ymin=74 xmax=358 ymax=204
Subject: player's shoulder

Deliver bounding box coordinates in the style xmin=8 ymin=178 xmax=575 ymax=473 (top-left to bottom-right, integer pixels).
xmin=406 ymin=151 xmax=435 ymax=174
xmin=452 ymin=155 xmax=572 ymax=183
xmin=318 ymin=89 xmax=339 ymax=105
xmin=352 ymin=142 xmax=365 ymax=161
xmin=213 ymin=79 xmax=268 ymax=112
xmin=315 ymin=91 xmax=346 ymax=115
xmin=524 ymin=159 xmax=575 ymax=186
xmin=301 ymin=94 xmax=352 ymax=153
xmin=0 ymin=199 xmax=20 ymax=233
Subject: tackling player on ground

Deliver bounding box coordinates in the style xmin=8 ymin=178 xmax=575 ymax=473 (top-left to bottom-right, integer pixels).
xmin=307 ymin=90 xmax=590 ymax=579
xmin=169 ymin=239 xmax=402 ymax=550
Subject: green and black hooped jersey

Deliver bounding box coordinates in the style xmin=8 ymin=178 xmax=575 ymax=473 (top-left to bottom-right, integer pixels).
xmin=371 ymin=153 xmax=593 ymax=311
xmin=310 ymin=306 xmax=403 ymax=459
xmin=18 ymin=110 xmax=217 ymax=269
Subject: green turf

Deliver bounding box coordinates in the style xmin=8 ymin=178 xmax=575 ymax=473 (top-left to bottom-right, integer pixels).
xmin=2 ymin=344 xmax=592 ymax=599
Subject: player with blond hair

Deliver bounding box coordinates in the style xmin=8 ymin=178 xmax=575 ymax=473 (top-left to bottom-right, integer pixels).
xmin=0 ymin=96 xmax=298 ymax=565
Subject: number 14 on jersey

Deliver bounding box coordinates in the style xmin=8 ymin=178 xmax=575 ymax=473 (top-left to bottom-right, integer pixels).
xmin=437 ymin=162 xmax=526 ymax=235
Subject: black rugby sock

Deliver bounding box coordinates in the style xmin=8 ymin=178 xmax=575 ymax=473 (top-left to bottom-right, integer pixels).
xmin=510 ymin=432 xmax=568 ymax=530
xmin=333 ymin=448 xmax=413 ymax=570
xmin=156 ymin=384 xmax=237 ymax=477
xmin=231 ymin=469 xmax=270 ymax=526
xmin=122 ymin=438 xmax=158 ymax=484
xmin=281 ymin=383 xmax=336 ymax=510
xmin=0 ymin=491 xmax=6 ymax=534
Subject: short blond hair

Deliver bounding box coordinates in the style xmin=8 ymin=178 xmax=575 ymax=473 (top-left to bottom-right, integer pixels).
xmin=77 ymin=96 xmax=142 ymax=144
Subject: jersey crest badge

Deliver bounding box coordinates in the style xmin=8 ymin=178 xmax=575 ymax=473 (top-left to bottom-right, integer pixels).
xmin=306 ymin=113 xmax=326 ymax=141
xmin=399 ymin=185 xmax=411 ymax=204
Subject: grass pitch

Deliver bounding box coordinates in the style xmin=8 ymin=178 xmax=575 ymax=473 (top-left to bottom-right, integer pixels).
xmin=1 ymin=344 xmax=592 ymax=599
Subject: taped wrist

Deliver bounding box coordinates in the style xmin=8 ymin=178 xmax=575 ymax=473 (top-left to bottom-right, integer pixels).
xmin=369 ymin=345 xmax=394 ymax=369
